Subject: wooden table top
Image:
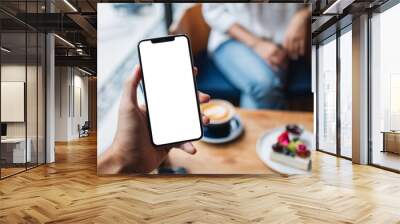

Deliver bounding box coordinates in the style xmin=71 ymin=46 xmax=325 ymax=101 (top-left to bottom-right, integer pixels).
xmin=168 ymin=109 xmax=313 ymax=174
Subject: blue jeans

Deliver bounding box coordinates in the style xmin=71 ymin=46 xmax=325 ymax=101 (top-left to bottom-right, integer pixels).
xmin=212 ymin=39 xmax=287 ymax=109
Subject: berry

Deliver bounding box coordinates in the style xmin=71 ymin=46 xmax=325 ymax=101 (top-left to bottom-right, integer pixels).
xmin=272 ymin=143 xmax=283 ymax=153
xmin=286 ymin=124 xmax=303 ymax=135
xmin=277 ymin=131 xmax=290 ymax=146
xmin=296 ymin=144 xmax=310 ymax=158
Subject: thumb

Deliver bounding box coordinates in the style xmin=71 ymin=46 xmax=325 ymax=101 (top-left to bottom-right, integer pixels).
xmin=122 ymin=65 xmax=142 ymax=107
xmin=178 ymin=142 xmax=197 ymax=155
xmin=131 ymin=65 xmax=142 ymax=103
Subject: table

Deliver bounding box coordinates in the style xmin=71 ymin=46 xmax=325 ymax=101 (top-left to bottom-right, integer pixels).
xmin=381 ymin=131 xmax=400 ymax=154
xmin=1 ymin=138 xmax=32 ymax=164
xmin=168 ymin=109 xmax=313 ymax=174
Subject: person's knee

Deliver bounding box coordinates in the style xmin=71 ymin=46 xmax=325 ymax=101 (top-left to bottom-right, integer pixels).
xmin=247 ymin=76 xmax=281 ymax=100
xmin=212 ymin=39 xmax=285 ymax=101
xmin=240 ymin=93 xmax=286 ymax=110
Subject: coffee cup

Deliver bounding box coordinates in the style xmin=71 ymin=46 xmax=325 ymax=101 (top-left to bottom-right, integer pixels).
xmin=200 ymin=99 xmax=236 ymax=138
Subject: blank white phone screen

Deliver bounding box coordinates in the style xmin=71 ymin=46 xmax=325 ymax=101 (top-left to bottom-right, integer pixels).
xmin=139 ymin=36 xmax=202 ymax=146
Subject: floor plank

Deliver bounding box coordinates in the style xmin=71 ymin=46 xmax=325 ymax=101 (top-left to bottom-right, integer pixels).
xmin=1 ymin=134 xmax=400 ymax=223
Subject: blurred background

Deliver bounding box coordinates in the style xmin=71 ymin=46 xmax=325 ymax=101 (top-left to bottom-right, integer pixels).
xmin=97 ymin=3 xmax=312 ymax=155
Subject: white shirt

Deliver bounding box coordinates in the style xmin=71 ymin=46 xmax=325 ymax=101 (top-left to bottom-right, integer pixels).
xmin=202 ymin=3 xmax=304 ymax=52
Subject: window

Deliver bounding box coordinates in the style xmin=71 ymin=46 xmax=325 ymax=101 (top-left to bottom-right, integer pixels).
xmin=339 ymin=29 xmax=352 ymax=158
xmin=370 ymin=2 xmax=400 ymax=171
xmin=0 ymin=1 xmax=47 ymax=179
xmin=317 ymin=36 xmax=337 ymax=154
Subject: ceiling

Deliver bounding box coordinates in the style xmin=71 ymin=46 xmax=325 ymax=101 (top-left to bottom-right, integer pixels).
xmin=0 ymin=0 xmax=391 ymax=74
xmin=0 ymin=0 xmax=98 ymax=73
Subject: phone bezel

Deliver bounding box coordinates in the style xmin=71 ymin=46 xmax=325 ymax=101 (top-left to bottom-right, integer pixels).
xmin=137 ymin=34 xmax=204 ymax=147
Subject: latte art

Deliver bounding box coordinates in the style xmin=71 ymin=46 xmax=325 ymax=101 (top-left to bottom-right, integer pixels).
xmin=203 ymin=104 xmax=229 ymax=121
xmin=201 ymin=100 xmax=235 ymax=124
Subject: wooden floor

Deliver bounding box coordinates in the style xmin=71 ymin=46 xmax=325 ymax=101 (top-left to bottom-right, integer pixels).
xmin=1 ymin=167 xmax=26 ymax=178
xmin=1 ymin=163 xmax=45 ymax=178
xmin=372 ymin=150 xmax=400 ymax=171
xmin=1 ymin=135 xmax=400 ymax=223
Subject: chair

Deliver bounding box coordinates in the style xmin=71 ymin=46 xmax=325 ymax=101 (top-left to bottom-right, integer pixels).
xmin=169 ymin=4 xmax=312 ymax=110
xmin=79 ymin=121 xmax=90 ymax=138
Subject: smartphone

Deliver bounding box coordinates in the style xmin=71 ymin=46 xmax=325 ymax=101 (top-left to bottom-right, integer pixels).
xmin=137 ymin=35 xmax=203 ymax=147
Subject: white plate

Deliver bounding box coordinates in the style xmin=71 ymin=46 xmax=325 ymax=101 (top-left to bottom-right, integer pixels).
xmin=201 ymin=115 xmax=244 ymax=144
xmin=256 ymin=127 xmax=314 ymax=175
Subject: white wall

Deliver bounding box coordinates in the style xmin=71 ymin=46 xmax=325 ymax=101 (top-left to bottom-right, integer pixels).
xmin=55 ymin=66 xmax=69 ymax=141
xmin=1 ymin=63 xmax=46 ymax=164
xmin=55 ymin=67 xmax=89 ymax=141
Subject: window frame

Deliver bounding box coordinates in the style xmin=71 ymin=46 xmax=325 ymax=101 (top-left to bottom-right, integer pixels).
xmin=315 ymin=21 xmax=353 ymax=160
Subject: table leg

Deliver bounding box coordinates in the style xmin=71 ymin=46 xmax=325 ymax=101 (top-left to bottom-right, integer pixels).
xmin=382 ymin=133 xmax=386 ymax=153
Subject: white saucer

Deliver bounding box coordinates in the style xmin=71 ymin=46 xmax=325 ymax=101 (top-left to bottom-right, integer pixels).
xmin=256 ymin=126 xmax=314 ymax=175
xmin=201 ymin=115 xmax=244 ymax=144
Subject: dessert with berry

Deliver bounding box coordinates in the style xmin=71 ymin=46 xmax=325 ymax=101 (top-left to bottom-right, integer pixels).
xmin=270 ymin=124 xmax=311 ymax=171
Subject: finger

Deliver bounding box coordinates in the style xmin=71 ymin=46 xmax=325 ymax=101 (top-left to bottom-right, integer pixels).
xmin=275 ymin=51 xmax=285 ymax=65
xmin=139 ymin=104 xmax=147 ymax=113
xmin=202 ymin=115 xmax=210 ymax=125
xmin=299 ymin=40 xmax=305 ymax=57
xmin=267 ymin=57 xmax=280 ymax=72
xmin=292 ymin=41 xmax=299 ymax=60
xmin=193 ymin=67 xmax=198 ymax=76
xmin=198 ymin=92 xmax=210 ymax=103
xmin=133 ymin=65 xmax=142 ymax=87
xmin=122 ymin=65 xmax=142 ymax=108
xmin=283 ymin=37 xmax=289 ymax=50
xmin=131 ymin=65 xmax=142 ymax=100
xmin=178 ymin=142 xmax=197 ymax=155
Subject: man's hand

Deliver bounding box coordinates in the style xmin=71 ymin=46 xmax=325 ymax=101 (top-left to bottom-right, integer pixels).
xmin=253 ymin=40 xmax=288 ymax=71
xmin=226 ymin=24 xmax=287 ymax=71
xmin=98 ymin=65 xmax=210 ymax=174
xmin=283 ymin=8 xmax=310 ymax=60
